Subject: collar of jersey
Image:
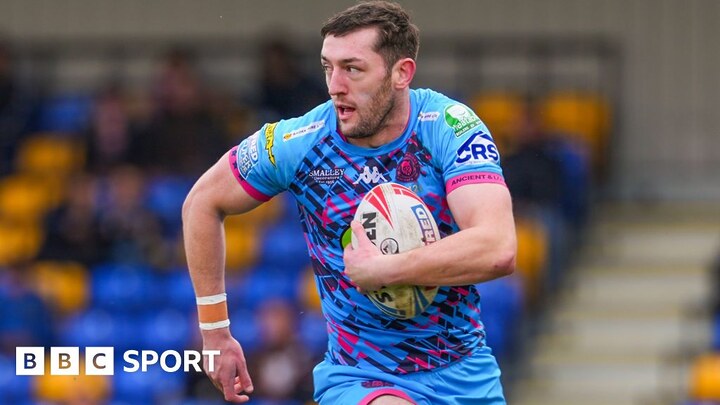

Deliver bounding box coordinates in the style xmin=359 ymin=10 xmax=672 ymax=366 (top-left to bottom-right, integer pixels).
xmin=328 ymin=90 xmax=417 ymax=157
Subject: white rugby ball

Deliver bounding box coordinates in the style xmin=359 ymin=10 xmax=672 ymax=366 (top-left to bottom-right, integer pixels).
xmin=352 ymin=182 xmax=440 ymax=319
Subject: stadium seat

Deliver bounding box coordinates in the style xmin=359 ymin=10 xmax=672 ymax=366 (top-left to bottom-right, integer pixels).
xmin=234 ymin=266 xmax=302 ymax=310
xmin=0 ymin=354 xmax=31 ymax=403
xmin=31 ymin=260 xmax=89 ymax=316
xmin=0 ymin=174 xmax=58 ymax=222
xmin=140 ymin=308 xmax=193 ymax=352
xmin=36 ymin=94 xmax=92 ymax=133
xmin=59 ymin=308 xmax=141 ymax=351
xmin=34 ymin=361 xmax=111 ymax=404
xmin=469 ymin=91 xmax=526 ymax=154
xmin=144 ymin=175 xmax=194 ymax=237
xmin=224 ymin=220 xmax=260 ymax=271
xmin=514 ymin=216 xmax=549 ymax=305
xmin=299 ymin=266 xmax=322 ymax=313
xmin=162 ymin=268 xmax=197 ymax=312
xmin=0 ymin=220 xmax=43 ymax=265
xmin=230 ymin=309 xmax=262 ymax=353
xmin=538 ymin=91 xmax=611 ymax=175
xmin=16 ymin=133 xmax=86 ymax=178
xmin=90 ymin=263 xmax=157 ymax=312
xmin=689 ymin=353 xmax=720 ymax=401
xmin=299 ymin=311 xmax=329 ymax=355
xmin=258 ymin=221 xmax=310 ymax=272
xmin=476 ymin=275 xmax=525 ymax=360
xmin=713 ymin=315 xmax=720 ymax=351
xmin=113 ymin=363 xmax=186 ymax=404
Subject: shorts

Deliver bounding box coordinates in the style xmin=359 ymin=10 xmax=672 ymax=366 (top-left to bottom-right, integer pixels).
xmin=312 ymin=347 xmax=506 ymax=405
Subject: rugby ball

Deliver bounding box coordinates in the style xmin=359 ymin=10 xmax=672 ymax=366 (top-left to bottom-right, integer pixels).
xmin=352 ymin=183 xmax=440 ymax=319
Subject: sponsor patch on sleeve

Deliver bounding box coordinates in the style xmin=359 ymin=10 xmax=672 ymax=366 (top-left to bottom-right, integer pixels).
xmin=282 ymin=120 xmax=325 ymax=142
xmin=444 ymin=104 xmax=482 ymax=137
xmin=264 ymin=122 xmax=278 ymax=167
xmin=236 ymin=132 xmax=260 ymax=178
xmin=454 ymin=133 xmax=500 ymax=166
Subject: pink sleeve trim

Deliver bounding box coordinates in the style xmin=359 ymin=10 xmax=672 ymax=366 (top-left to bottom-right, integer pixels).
xmin=359 ymin=388 xmax=416 ymax=405
xmin=446 ymin=172 xmax=506 ymax=194
xmin=227 ymin=146 xmax=272 ymax=202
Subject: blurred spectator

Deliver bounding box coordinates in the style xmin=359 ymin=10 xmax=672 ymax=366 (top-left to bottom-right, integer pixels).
xmin=0 ymin=38 xmax=37 ymax=176
xmin=97 ymin=165 xmax=167 ymax=266
xmin=257 ymin=38 xmax=327 ymax=120
xmin=0 ymin=264 xmax=54 ymax=353
xmin=84 ymin=84 xmax=139 ymax=174
xmin=134 ymin=48 xmax=227 ymax=176
xmin=39 ymin=174 xmax=108 ymax=266
xmin=503 ymin=102 xmax=564 ymax=209
xmin=247 ymin=299 xmax=314 ymax=403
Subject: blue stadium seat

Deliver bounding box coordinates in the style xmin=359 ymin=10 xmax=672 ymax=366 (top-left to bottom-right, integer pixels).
xmin=233 ymin=267 xmax=302 ymax=310
xmin=91 ymin=263 xmax=157 ymax=312
xmin=59 ymin=308 xmax=142 ymax=351
xmin=37 ymin=94 xmax=92 ymax=133
xmin=140 ymin=308 xmax=193 ymax=352
xmin=258 ymin=221 xmax=310 ymax=273
xmin=113 ymin=364 xmax=186 ymax=404
xmin=476 ymin=275 xmax=525 ymax=360
xmin=0 ymin=355 xmax=31 ymax=403
xmin=713 ymin=314 xmax=720 ymax=351
xmin=162 ymin=268 xmax=197 ymax=312
xmin=299 ymin=311 xmax=328 ymax=355
xmin=230 ymin=309 xmax=261 ymax=353
xmin=145 ymin=176 xmax=194 ymax=237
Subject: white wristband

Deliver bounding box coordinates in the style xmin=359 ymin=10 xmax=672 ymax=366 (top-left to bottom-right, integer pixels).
xmin=196 ymin=293 xmax=227 ymax=305
xmin=199 ymin=319 xmax=231 ymax=330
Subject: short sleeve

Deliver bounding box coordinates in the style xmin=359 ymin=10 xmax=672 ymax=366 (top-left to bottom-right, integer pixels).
xmin=434 ymin=103 xmax=506 ymax=194
xmin=229 ymin=121 xmax=298 ymax=200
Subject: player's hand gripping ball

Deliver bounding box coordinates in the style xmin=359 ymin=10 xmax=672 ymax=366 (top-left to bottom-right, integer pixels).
xmin=351 ymin=183 xmax=440 ymax=319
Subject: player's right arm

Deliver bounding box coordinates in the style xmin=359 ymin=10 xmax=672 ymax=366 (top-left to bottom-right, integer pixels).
xmin=182 ymin=149 xmax=262 ymax=403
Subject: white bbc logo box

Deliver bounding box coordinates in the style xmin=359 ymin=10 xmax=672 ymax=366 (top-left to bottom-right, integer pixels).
xmin=16 ymin=347 xmax=114 ymax=376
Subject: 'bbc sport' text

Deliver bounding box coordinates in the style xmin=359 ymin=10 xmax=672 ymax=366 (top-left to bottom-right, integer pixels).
xmin=15 ymin=347 xmax=221 ymax=375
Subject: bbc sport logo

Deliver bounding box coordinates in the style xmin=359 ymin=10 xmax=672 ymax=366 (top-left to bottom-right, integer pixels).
xmin=16 ymin=347 xmax=220 ymax=375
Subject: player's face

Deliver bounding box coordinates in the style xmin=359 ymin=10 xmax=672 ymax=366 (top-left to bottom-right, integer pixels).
xmin=321 ymin=28 xmax=397 ymax=139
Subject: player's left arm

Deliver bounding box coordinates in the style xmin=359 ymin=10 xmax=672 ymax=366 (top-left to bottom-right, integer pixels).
xmin=346 ymin=182 xmax=516 ymax=290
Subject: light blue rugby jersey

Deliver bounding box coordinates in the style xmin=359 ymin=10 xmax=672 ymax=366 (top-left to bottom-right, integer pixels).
xmin=230 ymin=88 xmax=506 ymax=374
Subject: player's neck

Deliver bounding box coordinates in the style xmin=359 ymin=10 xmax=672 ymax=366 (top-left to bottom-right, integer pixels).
xmin=348 ymin=91 xmax=410 ymax=149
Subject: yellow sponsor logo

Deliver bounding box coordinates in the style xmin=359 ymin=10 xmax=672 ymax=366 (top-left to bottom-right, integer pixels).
xmin=264 ymin=122 xmax=278 ymax=167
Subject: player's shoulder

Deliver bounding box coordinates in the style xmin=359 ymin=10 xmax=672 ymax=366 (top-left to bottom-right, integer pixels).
xmin=412 ymin=88 xmax=491 ymax=140
xmin=257 ymin=100 xmax=334 ymax=162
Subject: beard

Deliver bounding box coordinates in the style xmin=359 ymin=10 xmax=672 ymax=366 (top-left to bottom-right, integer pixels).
xmin=340 ymin=74 xmax=396 ymax=139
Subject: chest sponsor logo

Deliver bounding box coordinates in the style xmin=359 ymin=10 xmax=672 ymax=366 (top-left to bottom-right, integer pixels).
xmin=237 ymin=132 xmax=259 ymax=178
xmin=353 ymin=166 xmax=387 ymax=185
xmin=283 ymin=120 xmax=325 ymax=142
xmin=418 ymin=111 xmax=440 ymax=122
xmin=264 ymin=122 xmax=278 ymax=167
xmin=444 ymin=104 xmax=481 ymax=137
xmin=309 ymin=168 xmax=345 ymax=185
xmin=455 ymin=133 xmax=499 ymax=166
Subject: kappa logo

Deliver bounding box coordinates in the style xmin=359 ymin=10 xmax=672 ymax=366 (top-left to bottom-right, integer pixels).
xmin=353 ymin=166 xmax=387 ymax=185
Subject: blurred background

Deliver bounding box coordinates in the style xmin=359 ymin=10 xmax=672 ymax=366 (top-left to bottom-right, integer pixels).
xmin=0 ymin=0 xmax=718 ymax=404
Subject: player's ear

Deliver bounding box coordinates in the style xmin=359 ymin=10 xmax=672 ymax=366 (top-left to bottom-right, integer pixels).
xmin=392 ymin=58 xmax=416 ymax=89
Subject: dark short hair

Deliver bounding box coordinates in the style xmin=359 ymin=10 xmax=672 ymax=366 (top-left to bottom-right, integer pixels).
xmin=320 ymin=1 xmax=420 ymax=70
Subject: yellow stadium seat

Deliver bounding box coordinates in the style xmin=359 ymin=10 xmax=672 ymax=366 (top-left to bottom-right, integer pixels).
xmin=224 ymin=220 xmax=259 ymax=272
xmin=300 ymin=265 xmax=321 ymax=313
xmin=469 ymin=92 xmax=526 ymax=154
xmin=690 ymin=353 xmax=720 ymax=401
xmin=228 ymin=194 xmax=285 ymax=227
xmin=0 ymin=174 xmax=58 ymax=222
xmin=538 ymin=91 xmax=611 ymax=173
xmin=33 ymin=359 xmax=111 ymax=403
xmin=0 ymin=221 xmax=43 ymax=265
xmin=31 ymin=261 xmax=89 ymax=316
xmin=514 ymin=216 xmax=549 ymax=305
xmin=16 ymin=133 xmax=86 ymax=177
